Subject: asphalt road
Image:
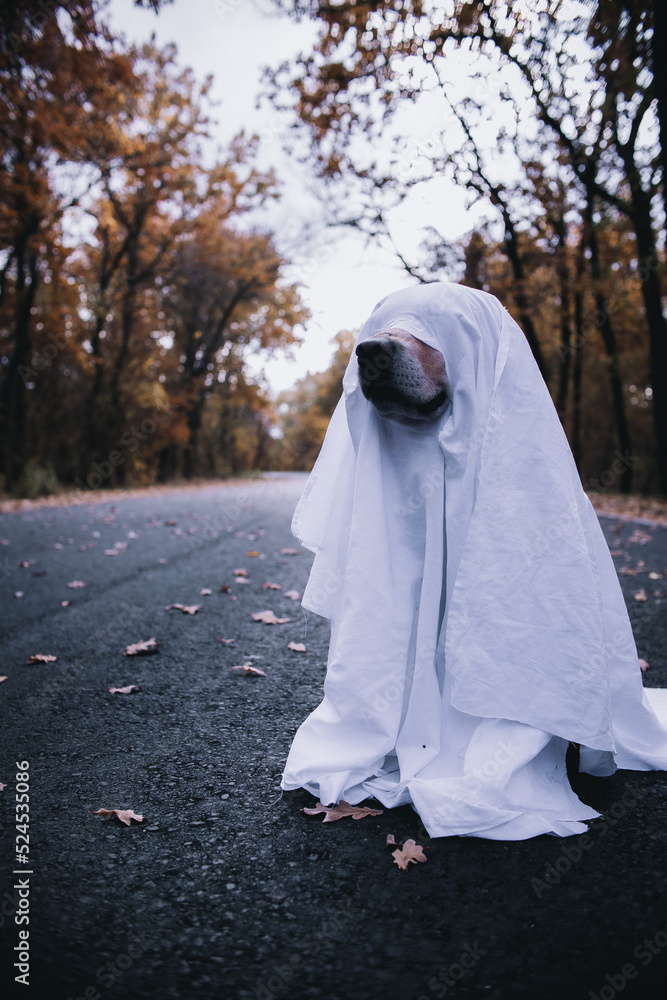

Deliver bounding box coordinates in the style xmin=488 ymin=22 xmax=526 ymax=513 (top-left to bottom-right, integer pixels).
xmin=1 ymin=473 xmax=667 ymax=1000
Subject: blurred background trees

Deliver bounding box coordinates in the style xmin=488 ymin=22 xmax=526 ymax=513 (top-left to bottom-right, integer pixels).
xmin=270 ymin=0 xmax=666 ymax=495
xmin=1 ymin=1 xmax=665 ymax=496
xmin=0 ymin=1 xmax=306 ymax=494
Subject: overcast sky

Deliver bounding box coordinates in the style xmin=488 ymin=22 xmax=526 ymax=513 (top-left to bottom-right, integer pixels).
xmin=105 ymin=0 xmax=481 ymax=393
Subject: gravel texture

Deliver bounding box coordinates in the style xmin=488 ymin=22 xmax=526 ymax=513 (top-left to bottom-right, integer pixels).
xmin=1 ymin=473 xmax=666 ymax=1000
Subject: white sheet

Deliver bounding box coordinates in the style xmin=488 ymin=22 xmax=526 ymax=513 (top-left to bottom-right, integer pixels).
xmin=281 ymin=282 xmax=667 ymax=839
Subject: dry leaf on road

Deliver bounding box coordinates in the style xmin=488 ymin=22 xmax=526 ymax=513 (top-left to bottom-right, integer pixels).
xmin=27 ymin=654 xmax=57 ymax=664
xmin=123 ymin=638 xmax=161 ymax=656
xmin=200 ymin=588 xmax=212 ymax=596
xmin=301 ymin=801 xmax=383 ymax=823
xmin=287 ymin=642 xmax=306 ymax=652
xmin=247 ymin=550 xmax=260 ymax=557
xmin=109 ymin=685 xmax=142 ymax=694
xmin=284 ymin=590 xmax=301 ymax=601
xmin=280 ymin=548 xmax=299 ymax=555
xmin=93 ymin=808 xmax=144 ymax=825
xmin=67 ymin=580 xmax=87 ymax=589
xmin=165 ymin=603 xmax=201 ymax=615
xmin=639 ymin=658 xmax=650 ymax=672
xmin=263 ymin=582 xmax=282 ymax=590
xmin=230 ymin=663 xmax=267 ymax=676
xmin=219 ymin=638 xmax=235 ymax=644
xmin=233 ymin=568 xmax=248 ymax=577
xmin=633 ymin=589 xmax=648 ymax=602
xmin=252 ymin=610 xmax=291 ymax=625
xmin=392 ymin=839 xmax=427 ymax=870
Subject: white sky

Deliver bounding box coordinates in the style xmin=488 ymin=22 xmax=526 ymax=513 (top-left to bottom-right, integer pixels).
xmin=104 ymin=0 xmax=485 ymax=393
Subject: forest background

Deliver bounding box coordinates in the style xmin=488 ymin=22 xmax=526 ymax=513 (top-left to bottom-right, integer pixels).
xmin=1 ymin=0 xmax=665 ymax=498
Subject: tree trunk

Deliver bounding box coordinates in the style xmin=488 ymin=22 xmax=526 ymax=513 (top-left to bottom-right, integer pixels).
xmin=0 ymin=236 xmax=39 ymax=487
xmin=584 ymin=191 xmax=633 ymax=493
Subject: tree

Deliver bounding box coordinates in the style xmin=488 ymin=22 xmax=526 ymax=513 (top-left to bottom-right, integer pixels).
xmin=0 ymin=1 xmax=135 ymax=488
xmin=269 ymin=0 xmax=666 ymax=492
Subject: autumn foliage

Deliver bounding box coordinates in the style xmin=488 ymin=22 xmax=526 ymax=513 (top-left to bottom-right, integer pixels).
xmin=0 ymin=1 xmax=307 ymax=496
xmin=270 ymin=0 xmax=667 ymax=495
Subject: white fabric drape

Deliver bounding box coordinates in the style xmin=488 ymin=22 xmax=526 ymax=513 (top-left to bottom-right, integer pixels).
xmin=282 ymin=282 xmax=667 ymax=840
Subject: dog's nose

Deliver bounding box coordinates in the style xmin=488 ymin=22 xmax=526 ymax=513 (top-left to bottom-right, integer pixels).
xmin=356 ymin=338 xmax=394 ymax=361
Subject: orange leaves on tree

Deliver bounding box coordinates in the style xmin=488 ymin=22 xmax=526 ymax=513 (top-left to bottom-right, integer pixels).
xmin=93 ymin=809 xmax=144 ymax=826
xmin=301 ymin=801 xmax=383 ymax=823
xmin=123 ymin=638 xmax=161 ymax=656
xmin=252 ymin=610 xmax=291 ymax=625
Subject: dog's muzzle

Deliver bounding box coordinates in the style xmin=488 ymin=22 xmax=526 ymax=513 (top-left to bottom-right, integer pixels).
xmin=355 ymin=330 xmax=451 ymax=423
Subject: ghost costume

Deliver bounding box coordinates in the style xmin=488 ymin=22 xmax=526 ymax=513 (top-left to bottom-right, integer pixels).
xmin=281 ymin=282 xmax=667 ymax=840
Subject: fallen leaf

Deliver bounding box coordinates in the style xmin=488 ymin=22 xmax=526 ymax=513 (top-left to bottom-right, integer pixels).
xmin=284 ymin=590 xmax=301 ymax=601
xmin=93 ymin=808 xmax=144 ymax=826
xmin=230 ymin=663 xmax=267 ymax=676
xmin=392 ymin=839 xmax=427 ymax=871
xmin=67 ymin=580 xmax=87 ymax=589
xmin=649 ymin=572 xmax=663 ymax=580
xmin=263 ymin=582 xmax=282 ymax=590
xmin=247 ymin=550 xmax=260 ymax=557
xmin=0 ymin=677 xmax=7 ymax=684
xmin=633 ymin=589 xmax=648 ymax=602
xmin=27 ymin=654 xmax=57 ymax=664
xmin=109 ymin=685 xmax=142 ymax=694
xmin=639 ymin=658 xmax=650 ymax=672
xmin=233 ymin=568 xmax=248 ymax=577
xmin=281 ymin=548 xmax=299 ymax=555
xmin=628 ymin=530 xmax=652 ymax=545
xmin=386 ymin=833 xmax=397 ymax=845
xmin=104 ymin=549 xmax=119 ymax=556
xmin=301 ymin=801 xmax=383 ymax=823
xmin=165 ymin=519 xmax=177 ymax=526
xmin=14 ymin=591 xmax=23 ymax=599
xmin=165 ymin=604 xmax=201 ymax=615
xmin=219 ymin=638 xmax=235 ymax=644
xmin=235 ymin=577 xmax=250 ymax=585
xmin=287 ymin=642 xmax=306 ymax=652
xmin=252 ymin=610 xmax=291 ymax=625
xmin=60 ymin=600 xmax=70 ymax=607
xmin=200 ymin=588 xmax=212 ymax=596
xmin=123 ymin=638 xmax=161 ymax=656
xmin=19 ymin=560 xmax=36 ymax=568
xmin=220 ymin=584 xmax=231 ymax=593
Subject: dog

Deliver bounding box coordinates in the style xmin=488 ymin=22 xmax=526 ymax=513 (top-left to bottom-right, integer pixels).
xmin=355 ymin=328 xmax=451 ymax=423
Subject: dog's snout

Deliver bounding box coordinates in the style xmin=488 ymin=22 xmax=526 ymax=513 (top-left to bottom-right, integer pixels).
xmin=356 ymin=338 xmax=394 ymax=362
